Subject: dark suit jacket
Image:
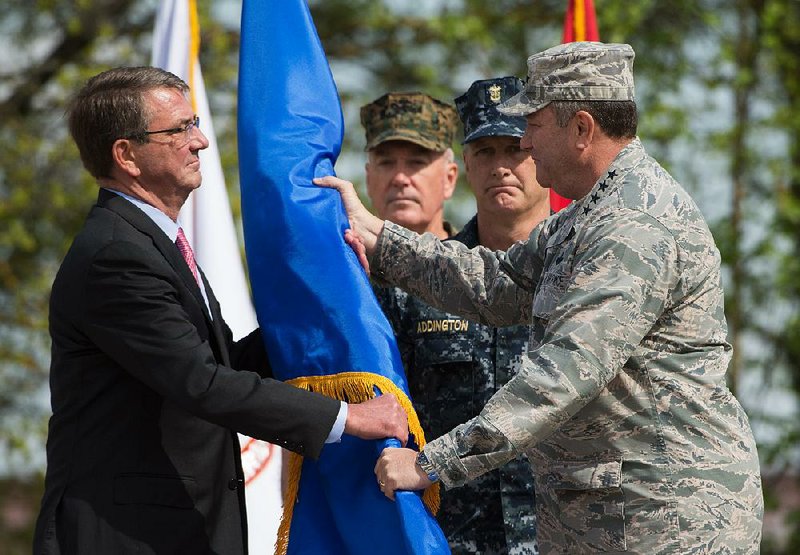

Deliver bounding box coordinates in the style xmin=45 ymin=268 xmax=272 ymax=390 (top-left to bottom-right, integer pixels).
xmin=33 ymin=189 xmax=341 ymax=554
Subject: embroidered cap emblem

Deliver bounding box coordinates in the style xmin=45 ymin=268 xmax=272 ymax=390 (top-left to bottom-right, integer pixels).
xmin=488 ymin=84 xmax=502 ymax=103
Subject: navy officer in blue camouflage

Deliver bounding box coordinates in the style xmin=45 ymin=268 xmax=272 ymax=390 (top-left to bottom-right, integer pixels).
xmin=319 ymin=42 xmax=764 ymax=554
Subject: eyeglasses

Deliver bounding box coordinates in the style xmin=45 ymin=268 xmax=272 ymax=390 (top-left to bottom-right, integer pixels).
xmin=142 ymin=116 xmax=200 ymax=138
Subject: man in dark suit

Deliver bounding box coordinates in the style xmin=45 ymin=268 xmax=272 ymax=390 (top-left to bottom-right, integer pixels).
xmin=33 ymin=66 xmax=408 ymax=554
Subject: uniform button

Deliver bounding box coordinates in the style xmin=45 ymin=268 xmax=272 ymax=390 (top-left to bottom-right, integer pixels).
xmin=228 ymin=478 xmax=243 ymax=490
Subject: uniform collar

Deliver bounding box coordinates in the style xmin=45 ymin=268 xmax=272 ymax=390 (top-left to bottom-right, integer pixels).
xmin=450 ymin=215 xmax=480 ymax=248
xmin=572 ymin=137 xmax=645 ymax=219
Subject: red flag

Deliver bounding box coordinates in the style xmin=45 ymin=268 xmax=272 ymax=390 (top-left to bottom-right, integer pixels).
xmin=553 ymin=0 xmax=600 ymax=212
xmin=562 ymin=0 xmax=600 ymax=43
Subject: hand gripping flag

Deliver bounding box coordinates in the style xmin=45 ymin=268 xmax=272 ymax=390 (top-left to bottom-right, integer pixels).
xmin=552 ymin=0 xmax=601 ymax=213
xmin=237 ymin=1 xmax=449 ymax=554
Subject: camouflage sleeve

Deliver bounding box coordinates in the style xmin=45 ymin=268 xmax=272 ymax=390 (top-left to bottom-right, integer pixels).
xmin=422 ymin=210 xmax=680 ymax=488
xmin=371 ymin=221 xmax=543 ymax=327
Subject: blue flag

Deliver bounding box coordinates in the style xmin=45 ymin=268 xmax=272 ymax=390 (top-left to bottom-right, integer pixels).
xmin=237 ymin=1 xmax=449 ymax=553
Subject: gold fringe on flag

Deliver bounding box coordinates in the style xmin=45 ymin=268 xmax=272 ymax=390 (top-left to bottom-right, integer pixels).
xmin=274 ymin=371 xmax=441 ymax=555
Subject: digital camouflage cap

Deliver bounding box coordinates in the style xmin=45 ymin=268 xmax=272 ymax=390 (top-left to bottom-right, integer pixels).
xmin=499 ymin=42 xmax=635 ymax=117
xmin=455 ymin=76 xmax=527 ymax=144
xmin=360 ymin=92 xmax=458 ymax=151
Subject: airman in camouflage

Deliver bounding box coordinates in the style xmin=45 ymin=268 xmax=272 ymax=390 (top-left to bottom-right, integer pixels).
xmin=364 ymin=85 xmax=549 ymax=553
xmin=322 ymin=42 xmax=763 ymax=554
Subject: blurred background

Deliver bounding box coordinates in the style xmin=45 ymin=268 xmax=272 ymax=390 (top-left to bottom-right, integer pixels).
xmin=1 ymin=0 xmax=799 ymax=552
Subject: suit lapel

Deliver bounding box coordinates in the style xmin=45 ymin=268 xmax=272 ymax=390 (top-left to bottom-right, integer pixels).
xmin=97 ymin=190 xmax=216 ymax=327
xmin=199 ymin=268 xmax=232 ymax=366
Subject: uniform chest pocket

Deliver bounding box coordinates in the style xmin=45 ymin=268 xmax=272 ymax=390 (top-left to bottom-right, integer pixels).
xmin=531 ymin=269 xmax=570 ymax=319
xmin=410 ymin=334 xmax=475 ymax=440
xmin=532 ymin=238 xmax=573 ymax=321
xmin=529 ymin=265 xmax=571 ymax=351
xmin=543 ymin=459 xmax=626 ymax=552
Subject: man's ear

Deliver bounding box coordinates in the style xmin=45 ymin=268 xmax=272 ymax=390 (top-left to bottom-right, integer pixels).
xmin=461 ymin=146 xmax=471 ymax=173
xmin=111 ymin=138 xmax=141 ymax=177
xmin=441 ymin=151 xmax=459 ymax=200
xmin=573 ymin=110 xmax=596 ymax=151
xmin=364 ymin=161 xmax=376 ymax=197
xmin=442 ymin=162 xmax=458 ymax=200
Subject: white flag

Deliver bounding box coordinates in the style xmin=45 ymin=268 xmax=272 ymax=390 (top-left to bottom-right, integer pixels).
xmin=151 ymin=1 xmax=282 ymax=552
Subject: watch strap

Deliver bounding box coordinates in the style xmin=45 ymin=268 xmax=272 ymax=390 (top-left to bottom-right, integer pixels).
xmin=416 ymin=450 xmax=440 ymax=483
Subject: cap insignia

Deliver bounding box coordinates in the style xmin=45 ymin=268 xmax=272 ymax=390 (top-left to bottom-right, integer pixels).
xmin=488 ymin=84 xmax=502 ymax=104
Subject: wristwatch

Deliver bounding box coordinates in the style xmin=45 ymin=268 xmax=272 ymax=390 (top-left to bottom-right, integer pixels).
xmin=416 ymin=450 xmax=440 ymax=483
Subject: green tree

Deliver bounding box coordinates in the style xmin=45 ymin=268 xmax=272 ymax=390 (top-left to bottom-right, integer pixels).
xmin=0 ymin=0 xmax=146 ymax=472
xmin=761 ymin=0 xmax=800 ymax=552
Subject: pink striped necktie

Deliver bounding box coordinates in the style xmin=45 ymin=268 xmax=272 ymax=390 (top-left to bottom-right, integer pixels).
xmin=175 ymin=227 xmax=201 ymax=286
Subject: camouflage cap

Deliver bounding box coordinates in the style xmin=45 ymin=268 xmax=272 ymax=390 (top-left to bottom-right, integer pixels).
xmin=499 ymin=42 xmax=635 ymax=117
xmin=360 ymin=92 xmax=458 ymax=151
xmin=455 ymin=77 xmax=527 ymax=144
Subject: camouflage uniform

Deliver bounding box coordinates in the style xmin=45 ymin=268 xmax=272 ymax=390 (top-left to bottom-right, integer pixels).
xmin=370 ymin=43 xmax=764 ymax=554
xmin=375 ymin=216 xmax=537 ymax=555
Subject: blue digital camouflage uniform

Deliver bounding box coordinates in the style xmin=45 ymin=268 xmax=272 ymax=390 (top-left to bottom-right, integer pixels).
xmin=375 ymin=216 xmax=537 ymax=555
xmin=371 ymin=136 xmax=764 ymax=554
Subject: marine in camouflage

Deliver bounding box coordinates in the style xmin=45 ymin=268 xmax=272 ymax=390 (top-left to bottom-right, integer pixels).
xmin=371 ymin=137 xmax=764 ymax=553
xmin=375 ymin=215 xmax=537 ymax=554
xmin=361 ymin=92 xmax=458 ymax=152
xmin=500 ymin=42 xmax=635 ymax=117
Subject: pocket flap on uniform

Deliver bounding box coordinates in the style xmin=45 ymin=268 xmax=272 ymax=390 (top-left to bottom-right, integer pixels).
xmin=113 ymin=473 xmax=196 ymax=508
xmin=531 ymin=270 xmax=571 ymax=317
xmin=414 ymin=334 xmax=473 ymax=366
xmin=545 ymin=459 xmax=622 ymax=490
